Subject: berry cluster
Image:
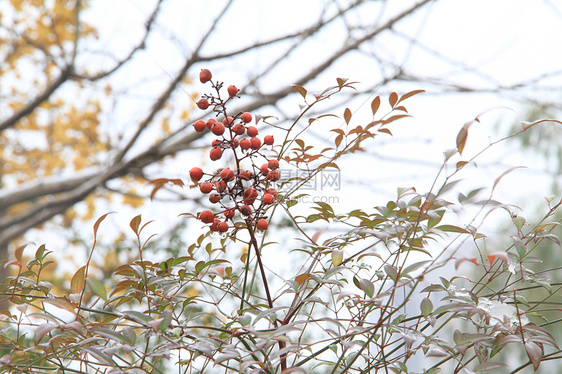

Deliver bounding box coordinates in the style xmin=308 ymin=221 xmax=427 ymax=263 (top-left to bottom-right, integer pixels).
xmin=190 ymin=69 xmax=280 ymax=235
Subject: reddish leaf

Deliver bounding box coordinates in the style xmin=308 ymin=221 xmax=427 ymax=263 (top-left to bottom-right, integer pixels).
xmin=130 ymin=214 xmax=142 ymax=235
xmin=292 ymin=85 xmax=307 ymax=99
xmin=343 ymin=108 xmax=352 ymax=124
xmin=397 ymin=89 xmax=425 ymax=104
xmin=371 ymin=96 xmax=381 ymax=116
xmin=93 ymin=212 xmax=114 ymax=240
xmin=389 ymin=92 xmax=398 ymax=107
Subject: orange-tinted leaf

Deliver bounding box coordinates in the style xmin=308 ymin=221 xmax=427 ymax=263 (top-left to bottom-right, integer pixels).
xmin=130 ymin=214 xmax=142 ymax=235
xmin=14 ymin=244 xmax=27 ymax=263
xmin=397 ymin=89 xmax=425 ymax=104
xmin=295 ymin=273 xmax=309 ymax=286
xmin=389 ymin=92 xmax=398 ymax=108
xmin=71 ymin=265 xmax=86 ymax=294
xmin=93 ymin=212 xmax=114 ymax=239
xmin=371 ymin=96 xmax=381 ymax=116
xmin=292 ymin=85 xmax=307 ymax=99
xmin=456 ymin=124 xmax=469 ymax=156
xmin=456 ymin=161 xmax=469 ymax=170
xmin=344 ymin=108 xmax=352 ymax=124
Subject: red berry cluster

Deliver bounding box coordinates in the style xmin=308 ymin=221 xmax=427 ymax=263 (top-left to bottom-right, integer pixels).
xmin=189 ymin=69 xmax=280 ymax=234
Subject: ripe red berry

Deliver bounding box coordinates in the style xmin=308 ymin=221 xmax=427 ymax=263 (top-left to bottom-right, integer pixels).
xmin=243 ymin=187 xmax=258 ymax=205
xmin=218 ymin=221 xmax=229 ymax=232
xmin=211 ymin=122 xmax=225 ymax=136
xmin=206 ymin=118 xmax=217 ymax=129
xmin=268 ymin=159 xmax=279 ymax=170
xmin=267 ymin=170 xmax=281 ymax=182
xmin=211 ymin=139 xmax=221 ymax=147
xmin=224 ymin=208 xmax=235 ymax=219
xmin=247 ymin=126 xmax=258 ymax=137
xmin=256 ymin=219 xmax=269 ymax=231
xmin=193 ymin=120 xmax=206 ymax=132
xmin=220 ymin=168 xmax=235 ymax=182
xmin=222 ymin=117 xmax=234 ymax=127
xmin=239 ymin=170 xmax=253 ymax=181
xmin=199 ymin=69 xmax=212 ymax=83
xmin=260 ymin=163 xmax=269 ymax=174
xmin=265 ymin=188 xmax=278 ymax=198
xmin=231 ymin=139 xmax=239 ymax=148
xmin=232 ymin=123 xmax=245 ymax=136
xmin=250 ymin=137 xmax=261 ymax=150
xmin=199 ymin=182 xmax=213 ymax=194
xmin=240 ymin=204 xmax=252 ymax=216
xmin=210 ymin=147 xmax=223 ymax=161
xmin=189 ymin=167 xmax=204 ymax=182
xmin=264 ymin=135 xmax=274 ymax=145
xmin=228 ymin=85 xmax=239 ymax=98
xmin=209 ymin=193 xmax=221 ymax=203
xmin=240 ymin=138 xmax=251 ymax=151
xmin=263 ymin=193 xmax=275 ymax=205
xmin=241 ymin=112 xmax=252 ymax=123
xmin=210 ymin=218 xmax=221 ymax=231
xmin=216 ymin=180 xmax=227 ymax=193
xmin=200 ymin=210 xmax=215 ymax=224
xmin=197 ymin=98 xmax=210 ymax=110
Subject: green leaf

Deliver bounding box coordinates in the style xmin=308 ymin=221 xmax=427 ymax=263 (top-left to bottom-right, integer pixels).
xmin=86 ymin=278 xmax=107 ymax=302
xmin=358 ymin=279 xmax=374 ymax=298
xmin=332 ymin=250 xmax=344 ymax=266
xmin=435 ymin=224 xmax=470 ymax=234
xmin=420 ymin=298 xmax=433 ymax=317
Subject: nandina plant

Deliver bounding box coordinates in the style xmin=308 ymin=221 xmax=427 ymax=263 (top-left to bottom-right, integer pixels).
xmin=1 ymin=71 xmax=561 ymax=374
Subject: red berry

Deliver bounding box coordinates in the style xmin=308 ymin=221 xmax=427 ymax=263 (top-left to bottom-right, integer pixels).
xmin=222 ymin=117 xmax=234 ymax=127
xmin=200 ymin=210 xmax=215 ymax=224
xmin=265 ymin=188 xmax=278 ymax=198
xmin=263 ymin=193 xmax=275 ymax=205
xmin=209 ymin=193 xmax=221 ymax=203
xmin=218 ymin=221 xmax=229 ymax=232
xmin=243 ymin=187 xmax=258 ymax=205
xmin=241 ymin=112 xmax=252 ymax=123
xmin=240 ymin=204 xmax=252 ymax=216
xmin=250 ymin=137 xmax=261 ymax=150
xmin=199 ymin=182 xmax=213 ymax=194
xmin=197 ymin=98 xmax=210 ymax=110
xmin=220 ymin=168 xmax=235 ymax=182
xmin=193 ymin=120 xmax=206 ymax=132
xmin=228 ymin=85 xmax=239 ymax=98
xmin=264 ymin=135 xmax=274 ymax=145
xmin=247 ymin=126 xmax=258 ymax=137
xmin=211 ymin=122 xmax=225 ymax=136
xmin=206 ymin=118 xmax=217 ymax=129
xmin=189 ymin=167 xmax=204 ymax=182
xmin=260 ymin=163 xmax=269 ymax=174
xmin=210 ymin=218 xmax=221 ymax=231
xmin=256 ymin=219 xmax=269 ymax=231
xmin=240 ymin=138 xmax=251 ymax=151
xmin=211 ymin=139 xmax=221 ymax=147
xmin=231 ymin=139 xmax=239 ymax=148
xmin=239 ymin=170 xmax=253 ymax=181
xmin=224 ymin=208 xmax=235 ymax=219
xmin=268 ymin=159 xmax=279 ymax=170
xmin=210 ymin=147 xmax=223 ymax=161
xmin=216 ymin=180 xmax=227 ymax=193
xmin=267 ymin=170 xmax=281 ymax=182
xmin=199 ymin=69 xmax=212 ymax=83
xmin=232 ymin=123 xmax=245 ymax=136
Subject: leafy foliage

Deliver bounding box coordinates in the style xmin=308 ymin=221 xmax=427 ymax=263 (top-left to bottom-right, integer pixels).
xmin=1 ymin=75 xmax=561 ymax=374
